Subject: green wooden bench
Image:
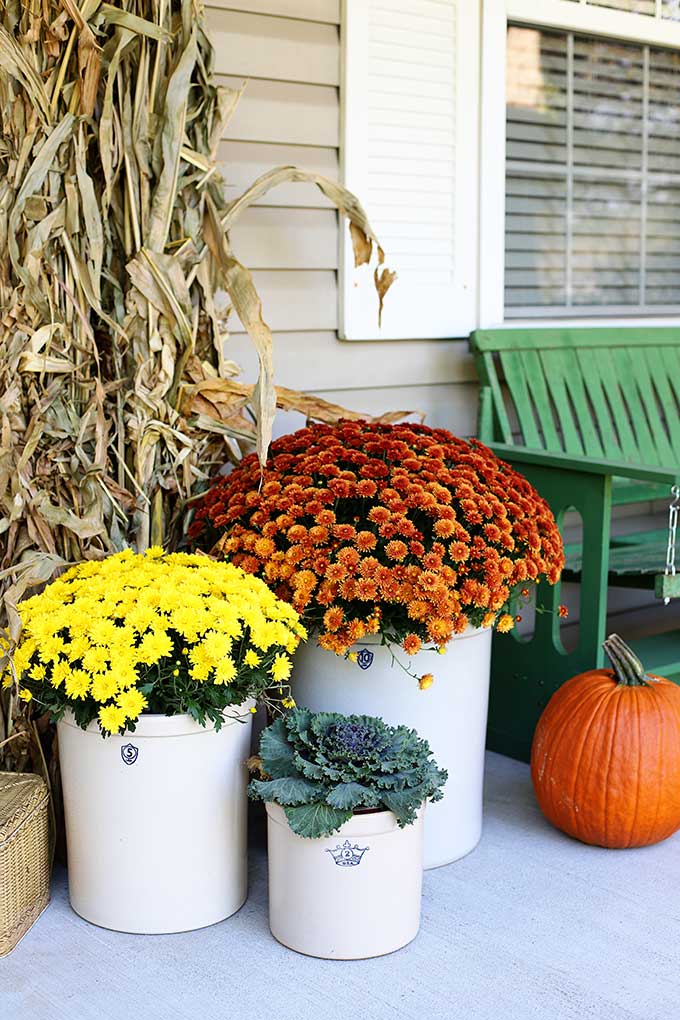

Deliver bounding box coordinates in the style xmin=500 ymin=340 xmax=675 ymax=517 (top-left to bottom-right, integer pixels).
xmin=470 ymin=327 xmax=680 ymax=762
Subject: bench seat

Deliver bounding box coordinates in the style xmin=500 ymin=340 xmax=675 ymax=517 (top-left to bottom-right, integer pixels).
xmin=612 ymin=479 xmax=669 ymax=505
xmin=470 ymin=326 xmax=680 ymax=761
xmin=565 ymin=527 xmax=669 ymax=577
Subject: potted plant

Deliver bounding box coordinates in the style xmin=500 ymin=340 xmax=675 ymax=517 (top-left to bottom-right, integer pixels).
xmin=191 ymin=420 xmax=564 ymax=867
xmin=3 ymin=548 xmax=306 ymax=934
xmin=249 ymin=708 xmax=447 ymax=959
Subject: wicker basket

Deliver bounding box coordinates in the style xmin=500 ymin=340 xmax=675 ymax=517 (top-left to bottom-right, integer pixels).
xmin=0 ymin=773 xmax=50 ymax=956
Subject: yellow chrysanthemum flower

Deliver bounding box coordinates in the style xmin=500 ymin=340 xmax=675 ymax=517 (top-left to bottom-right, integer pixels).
xmin=52 ymin=660 xmax=71 ymax=689
xmin=115 ymin=659 xmax=140 ymax=689
xmin=82 ymin=647 xmax=110 ymax=675
xmin=117 ymin=688 xmax=148 ymax=720
xmin=66 ymin=635 xmax=91 ymax=662
xmin=137 ymin=630 xmax=173 ymax=665
xmin=214 ymin=658 xmax=237 ymax=685
xmin=11 ymin=646 xmax=32 ymax=678
xmin=65 ymin=670 xmax=91 ymax=700
xmin=201 ymin=631 xmax=233 ymax=662
xmin=99 ymin=705 xmax=127 ymax=734
xmin=39 ymin=637 xmax=66 ymax=663
xmin=271 ymin=653 xmax=292 ymax=683
xmin=90 ymin=672 xmax=119 ymax=703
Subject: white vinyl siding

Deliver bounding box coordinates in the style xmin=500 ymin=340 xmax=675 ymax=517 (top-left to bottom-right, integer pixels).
xmin=505 ymin=26 xmax=680 ymax=317
xmin=207 ymin=1 xmax=477 ymax=436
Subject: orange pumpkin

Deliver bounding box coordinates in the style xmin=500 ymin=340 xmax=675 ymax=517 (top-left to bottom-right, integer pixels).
xmin=531 ymin=634 xmax=680 ymax=848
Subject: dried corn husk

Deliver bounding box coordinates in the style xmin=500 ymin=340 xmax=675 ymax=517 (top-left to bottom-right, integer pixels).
xmin=0 ymin=0 xmax=399 ymax=770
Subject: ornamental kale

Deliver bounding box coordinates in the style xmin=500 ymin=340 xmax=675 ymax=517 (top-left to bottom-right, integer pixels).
xmin=248 ymin=708 xmax=447 ymax=839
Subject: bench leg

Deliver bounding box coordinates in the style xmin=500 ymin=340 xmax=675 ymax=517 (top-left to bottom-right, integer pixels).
xmin=486 ymin=463 xmax=612 ymax=762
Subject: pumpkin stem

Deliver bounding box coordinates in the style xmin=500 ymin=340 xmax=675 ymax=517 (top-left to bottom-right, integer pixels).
xmin=602 ymin=634 xmax=649 ymax=687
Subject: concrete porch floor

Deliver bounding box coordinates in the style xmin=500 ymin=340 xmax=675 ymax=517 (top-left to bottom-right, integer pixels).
xmin=3 ymin=751 xmax=679 ymax=1020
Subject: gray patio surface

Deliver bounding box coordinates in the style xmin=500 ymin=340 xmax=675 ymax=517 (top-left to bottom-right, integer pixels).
xmin=2 ymin=751 xmax=679 ymax=1020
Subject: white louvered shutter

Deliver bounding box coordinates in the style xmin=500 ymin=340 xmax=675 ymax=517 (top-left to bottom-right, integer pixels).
xmin=340 ymin=0 xmax=480 ymax=340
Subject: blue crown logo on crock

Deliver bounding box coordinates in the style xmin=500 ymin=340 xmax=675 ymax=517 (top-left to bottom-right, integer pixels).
xmin=325 ymin=840 xmax=370 ymax=867
xmin=356 ymin=648 xmax=374 ymax=670
xmin=121 ymin=743 xmax=139 ymax=766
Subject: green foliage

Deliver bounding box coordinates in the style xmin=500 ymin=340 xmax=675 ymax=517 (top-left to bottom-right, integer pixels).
xmin=249 ymin=708 xmax=447 ymax=839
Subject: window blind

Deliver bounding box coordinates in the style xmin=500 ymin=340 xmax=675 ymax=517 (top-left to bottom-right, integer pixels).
xmin=505 ymin=25 xmax=680 ymax=316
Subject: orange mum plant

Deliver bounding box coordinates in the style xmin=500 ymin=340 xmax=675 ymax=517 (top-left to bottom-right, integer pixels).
xmin=189 ymin=421 xmax=565 ymax=661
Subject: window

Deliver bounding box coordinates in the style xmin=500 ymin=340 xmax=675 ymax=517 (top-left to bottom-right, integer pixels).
xmin=342 ymin=0 xmax=680 ymax=336
xmin=481 ymin=0 xmax=680 ymax=327
xmin=505 ymin=27 xmax=680 ymax=316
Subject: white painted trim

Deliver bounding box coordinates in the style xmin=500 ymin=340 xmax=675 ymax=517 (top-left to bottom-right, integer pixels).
xmin=338 ymin=0 xmax=370 ymax=339
xmin=451 ymin=0 xmax=481 ymax=339
xmin=481 ymin=316 xmax=680 ymax=330
xmin=479 ymin=0 xmax=507 ymax=329
xmin=479 ymin=0 xmax=680 ymax=329
xmin=507 ymin=0 xmax=680 ymax=47
xmin=340 ymin=0 xmax=481 ymax=341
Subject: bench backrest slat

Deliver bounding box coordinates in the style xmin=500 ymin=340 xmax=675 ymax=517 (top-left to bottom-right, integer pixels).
xmin=646 ymin=347 xmax=680 ymax=454
xmin=470 ymin=327 xmax=680 ymax=469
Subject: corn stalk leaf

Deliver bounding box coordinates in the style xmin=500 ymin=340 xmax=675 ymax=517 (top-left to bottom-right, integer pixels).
xmin=98 ymin=4 xmax=171 ymax=41
xmin=0 ymin=25 xmax=52 ymax=124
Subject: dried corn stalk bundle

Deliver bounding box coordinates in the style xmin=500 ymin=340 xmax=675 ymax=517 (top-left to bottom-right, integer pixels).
xmin=0 ymin=0 xmax=395 ymax=771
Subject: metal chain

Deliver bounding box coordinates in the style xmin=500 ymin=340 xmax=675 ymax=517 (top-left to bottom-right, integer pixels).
xmin=663 ymin=485 xmax=680 ymax=605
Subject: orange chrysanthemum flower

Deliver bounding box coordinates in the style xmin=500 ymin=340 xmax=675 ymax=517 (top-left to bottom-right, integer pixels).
xmin=315 ymin=510 xmax=336 ymax=527
xmin=355 ymin=530 xmax=377 ymax=552
xmin=385 ymin=540 xmax=408 ymax=561
xmin=403 ymin=634 xmax=422 ymax=655
xmin=406 ymin=600 xmax=429 ymax=621
xmin=427 ymin=618 xmax=453 ymax=643
xmin=357 ymin=479 xmax=378 ymax=498
xmin=337 ymin=547 xmax=360 ymax=569
xmin=190 ymin=420 xmax=564 ymax=666
xmin=334 ymin=524 xmax=356 ymax=541
xmin=356 ymin=579 xmax=379 ymax=601
xmin=367 ymin=506 xmax=390 ymax=525
xmin=326 ymin=562 xmax=347 ymax=583
xmin=323 ymin=607 xmax=345 ymax=632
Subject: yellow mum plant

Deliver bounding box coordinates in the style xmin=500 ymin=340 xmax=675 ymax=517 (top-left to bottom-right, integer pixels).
xmin=2 ymin=550 xmax=306 ymax=736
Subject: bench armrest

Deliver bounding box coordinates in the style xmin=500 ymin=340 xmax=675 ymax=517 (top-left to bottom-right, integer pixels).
xmin=487 ymin=443 xmax=680 ymax=487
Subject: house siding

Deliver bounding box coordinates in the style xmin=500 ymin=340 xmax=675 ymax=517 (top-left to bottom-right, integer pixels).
xmin=207 ymin=0 xmax=477 ymax=436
